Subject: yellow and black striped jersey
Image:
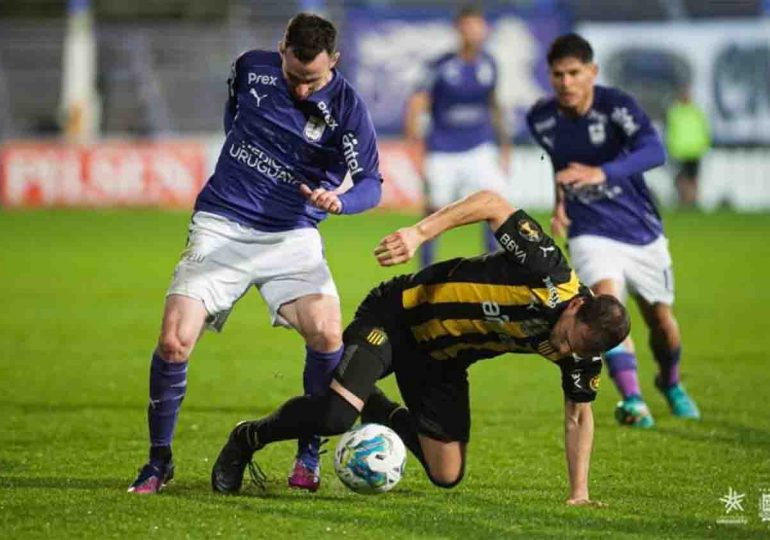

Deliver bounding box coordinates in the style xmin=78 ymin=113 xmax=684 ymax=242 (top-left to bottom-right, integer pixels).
xmin=401 ymin=210 xmax=590 ymax=365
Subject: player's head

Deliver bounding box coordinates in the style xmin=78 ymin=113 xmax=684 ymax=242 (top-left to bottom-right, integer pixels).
xmin=455 ymin=6 xmax=488 ymax=51
xmin=550 ymin=294 xmax=630 ymax=359
xmin=279 ymin=12 xmax=340 ymax=101
xmin=547 ymin=33 xmax=598 ymax=113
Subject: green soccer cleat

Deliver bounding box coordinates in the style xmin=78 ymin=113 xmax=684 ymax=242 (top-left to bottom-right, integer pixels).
xmin=614 ymin=395 xmax=655 ymax=428
xmin=655 ymin=379 xmax=701 ymax=420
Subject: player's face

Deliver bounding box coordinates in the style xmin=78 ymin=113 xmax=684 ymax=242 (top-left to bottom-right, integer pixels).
xmin=549 ymin=57 xmax=598 ymax=113
xmin=456 ymin=15 xmax=488 ymax=50
xmin=550 ymin=299 xmax=597 ymax=359
xmin=280 ymin=46 xmax=339 ymax=101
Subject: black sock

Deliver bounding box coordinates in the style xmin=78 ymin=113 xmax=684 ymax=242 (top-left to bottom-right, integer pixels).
xmin=387 ymin=407 xmax=428 ymax=470
xmin=361 ymin=386 xmax=400 ymax=424
xmin=362 ymin=387 xmax=428 ymax=470
xmin=241 ymin=393 xmax=358 ymax=451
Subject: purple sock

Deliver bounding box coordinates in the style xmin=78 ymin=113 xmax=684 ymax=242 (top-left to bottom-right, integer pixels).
xmin=420 ymin=238 xmax=436 ymax=269
xmin=148 ymin=352 xmax=187 ymax=458
xmin=484 ymin=225 xmax=498 ymax=253
xmin=653 ymin=345 xmax=681 ymax=387
xmin=605 ymin=350 xmax=641 ymax=399
xmin=297 ymin=345 xmax=343 ymax=461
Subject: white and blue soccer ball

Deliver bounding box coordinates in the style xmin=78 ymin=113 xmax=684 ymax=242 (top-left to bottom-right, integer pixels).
xmin=333 ymin=423 xmax=406 ymax=495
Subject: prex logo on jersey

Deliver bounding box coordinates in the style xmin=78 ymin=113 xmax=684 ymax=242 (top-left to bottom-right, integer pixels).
xmin=247 ymin=73 xmax=278 ymax=86
xmin=316 ymin=101 xmax=338 ymax=130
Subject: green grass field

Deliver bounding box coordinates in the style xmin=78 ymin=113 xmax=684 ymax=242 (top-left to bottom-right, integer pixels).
xmin=1 ymin=209 xmax=769 ymax=539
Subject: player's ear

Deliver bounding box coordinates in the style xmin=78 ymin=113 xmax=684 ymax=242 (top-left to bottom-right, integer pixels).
xmin=278 ymin=41 xmax=286 ymax=56
xmin=330 ymin=51 xmax=340 ymax=68
xmin=589 ymin=62 xmax=599 ymax=79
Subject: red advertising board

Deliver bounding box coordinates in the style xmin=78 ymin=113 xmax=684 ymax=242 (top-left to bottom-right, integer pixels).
xmin=0 ymin=141 xmax=207 ymax=208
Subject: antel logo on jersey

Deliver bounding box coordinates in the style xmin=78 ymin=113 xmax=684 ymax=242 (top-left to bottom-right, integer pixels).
xmin=247 ymin=73 xmax=277 ymax=86
xmin=342 ymin=132 xmax=364 ymax=175
xmin=316 ymin=101 xmax=338 ymax=130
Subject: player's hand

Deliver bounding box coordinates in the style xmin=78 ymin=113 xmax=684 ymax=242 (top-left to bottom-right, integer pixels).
xmin=551 ymin=203 xmax=571 ymax=238
xmin=374 ymin=226 xmax=424 ymax=266
xmin=555 ymin=162 xmax=606 ymax=189
xmin=566 ymin=498 xmax=606 ymax=508
xmin=300 ymin=183 xmax=343 ymax=214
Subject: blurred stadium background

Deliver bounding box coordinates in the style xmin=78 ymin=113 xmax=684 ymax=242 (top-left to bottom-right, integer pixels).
xmin=1 ymin=0 xmax=769 ymax=211
xmin=2 ymin=1 xmax=770 ymax=538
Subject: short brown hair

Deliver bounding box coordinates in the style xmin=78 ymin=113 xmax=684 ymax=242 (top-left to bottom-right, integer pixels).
xmin=283 ymin=13 xmax=337 ymax=63
xmin=576 ymin=294 xmax=630 ymax=355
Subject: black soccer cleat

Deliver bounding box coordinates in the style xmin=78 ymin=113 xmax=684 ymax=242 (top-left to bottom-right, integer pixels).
xmin=211 ymin=421 xmax=264 ymax=493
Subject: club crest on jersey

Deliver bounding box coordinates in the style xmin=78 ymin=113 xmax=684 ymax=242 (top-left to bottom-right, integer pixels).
xmin=590 ymin=375 xmax=601 ymax=391
xmin=588 ymin=123 xmax=606 ymax=146
xmin=366 ymin=328 xmax=387 ymax=346
xmin=304 ymin=116 xmax=326 ymax=141
xmin=517 ymin=218 xmax=542 ymax=242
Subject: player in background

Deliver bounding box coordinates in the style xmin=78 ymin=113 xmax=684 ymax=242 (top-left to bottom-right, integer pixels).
xmin=211 ymin=190 xmax=630 ymax=505
xmin=526 ymin=33 xmax=700 ymax=428
xmin=404 ymin=6 xmax=510 ymax=268
xmin=128 ymin=13 xmax=383 ymax=494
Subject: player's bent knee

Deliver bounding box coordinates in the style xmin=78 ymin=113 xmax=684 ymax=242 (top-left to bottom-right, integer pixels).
xmin=318 ymin=393 xmax=359 ymax=435
xmin=306 ymin=328 xmax=343 ymax=353
xmin=157 ymin=335 xmax=193 ymax=363
xmin=427 ymin=467 xmax=465 ymax=489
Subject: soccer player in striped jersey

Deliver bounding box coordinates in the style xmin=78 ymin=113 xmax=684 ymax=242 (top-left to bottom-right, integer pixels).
xmin=211 ymin=190 xmax=629 ymax=505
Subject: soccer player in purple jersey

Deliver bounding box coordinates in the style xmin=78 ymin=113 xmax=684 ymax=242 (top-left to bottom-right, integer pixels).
xmin=404 ymin=6 xmax=510 ymax=268
xmin=526 ymin=34 xmax=700 ymax=428
xmin=128 ymin=13 xmax=383 ymax=494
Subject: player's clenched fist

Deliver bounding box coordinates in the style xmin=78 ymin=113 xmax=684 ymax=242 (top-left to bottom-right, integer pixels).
xmin=300 ymin=183 xmax=343 ymax=214
xmin=374 ymin=227 xmax=423 ymax=266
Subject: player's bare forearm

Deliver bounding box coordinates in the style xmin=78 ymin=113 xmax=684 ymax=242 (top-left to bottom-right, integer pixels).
xmin=564 ymin=399 xmax=594 ymax=504
xmin=374 ymin=190 xmax=515 ymax=266
xmin=490 ymin=94 xmax=511 ymax=168
xmin=404 ymin=92 xmax=429 ymax=173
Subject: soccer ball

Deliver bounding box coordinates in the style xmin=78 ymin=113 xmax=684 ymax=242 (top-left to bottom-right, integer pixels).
xmin=333 ymin=423 xmax=407 ymax=495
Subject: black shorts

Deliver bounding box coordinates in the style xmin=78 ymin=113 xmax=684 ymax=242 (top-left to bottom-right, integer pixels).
xmin=344 ymin=275 xmax=472 ymax=443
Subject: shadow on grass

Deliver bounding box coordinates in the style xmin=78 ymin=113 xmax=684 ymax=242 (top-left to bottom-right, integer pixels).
xmin=0 ymin=476 xmax=127 ymax=490
xmin=0 ymin=399 xmax=272 ymax=416
xmin=656 ymin=418 xmax=770 ymax=449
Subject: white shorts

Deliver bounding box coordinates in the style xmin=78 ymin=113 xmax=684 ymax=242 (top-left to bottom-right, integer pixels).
xmin=568 ymin=234 xmax=675 ymax=305
xmin=424 ymin=143 xmax=508 ymax=209
xmin=167 ymin=211 xmax=339 ymax=331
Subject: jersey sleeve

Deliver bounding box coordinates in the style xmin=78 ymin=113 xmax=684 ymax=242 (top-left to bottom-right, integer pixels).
xmin=601 ymin=92 xmax=666 ymax=182
xmin=494 ymin=210 xmax=569 ymax=276
xmin=556 ymin=355 xmax=603 ymax=403
xmin=336 ymin=94 xmax=383 ymax=214
xmin=224 ymin=52 xmax=245 ymax=134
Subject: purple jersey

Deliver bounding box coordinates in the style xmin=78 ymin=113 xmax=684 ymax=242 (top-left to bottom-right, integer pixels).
xmin=195 ymin=50 xmax=382 ymax=232
xmin=527 ymin=86 xmax=666 ymax=245
xmin=419 ymin=51 xmax=498 ymax=153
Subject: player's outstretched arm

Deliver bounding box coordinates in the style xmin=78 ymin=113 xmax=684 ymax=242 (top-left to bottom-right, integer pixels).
xmin=375 ymin=190 xmax=514 ymax=266
xmin=564 ymin=399 xmax=603 ymax=507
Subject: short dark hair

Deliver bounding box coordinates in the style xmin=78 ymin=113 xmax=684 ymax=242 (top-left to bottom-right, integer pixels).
xmin=455 ymin=5 xmax=485 ymax=22
xmin=576 ymin=294 xmax=630 ymax=355
xmin=547 ymin=33 xmax=594 ymax=66
xmin=283 ymin=12 xmax=337 ymax=63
